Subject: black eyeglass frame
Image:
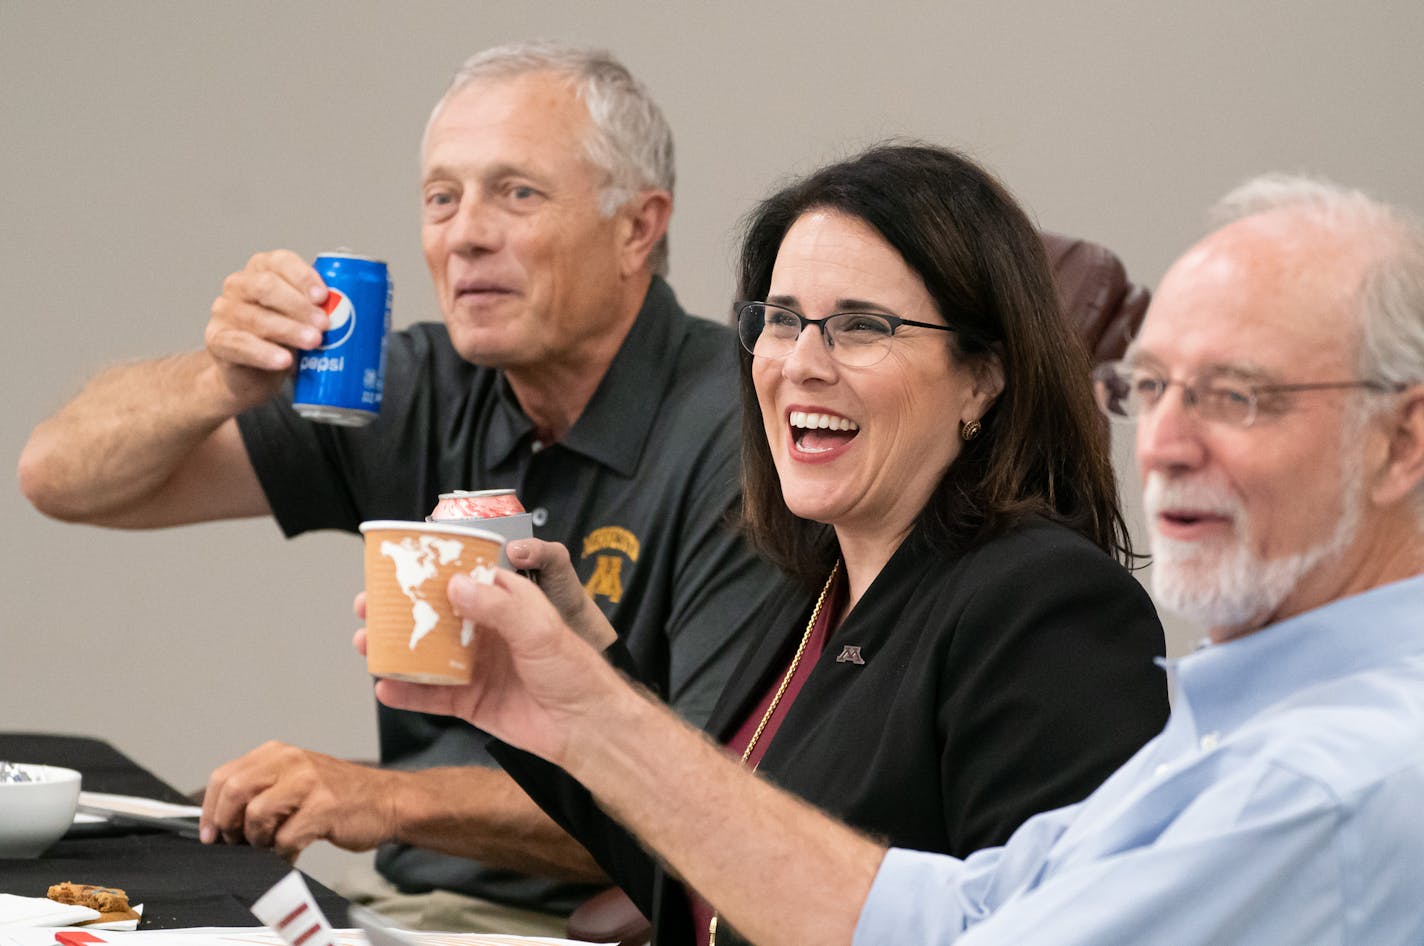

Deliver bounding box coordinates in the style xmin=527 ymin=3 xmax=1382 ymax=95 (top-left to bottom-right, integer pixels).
xmin=735 ymin=300 xmax=961 ymax=366
xmin=1092 ymin=360 xmax=1408 ymax=428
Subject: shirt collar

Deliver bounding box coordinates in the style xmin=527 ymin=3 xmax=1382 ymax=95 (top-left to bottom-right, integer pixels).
xmin=1165 ymin=575 xmax=1424 ymax=738
xmin=483 ymin=277 xmax=686 ymax=474
xmin=484 ymin=375 xmax=535 ymax=468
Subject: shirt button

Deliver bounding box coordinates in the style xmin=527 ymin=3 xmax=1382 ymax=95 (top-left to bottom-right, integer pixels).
xmin=1154 ymin=763 xmax=1172 ymax=778
xmin=530 ymin=507 xmax=549 ymax=527
xmin=1199 ymin=732 xmax=1220 ymax=751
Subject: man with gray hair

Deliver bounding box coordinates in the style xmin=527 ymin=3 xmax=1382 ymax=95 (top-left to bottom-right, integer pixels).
xmin=374 ymin=172 xmax=1424 ymax=944
xmin=21 ymin=41 xmax=777 ymax=934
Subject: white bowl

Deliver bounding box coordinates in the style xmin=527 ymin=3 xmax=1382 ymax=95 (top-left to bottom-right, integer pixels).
xmin=0 ymin=763 xmax=81 ymax=857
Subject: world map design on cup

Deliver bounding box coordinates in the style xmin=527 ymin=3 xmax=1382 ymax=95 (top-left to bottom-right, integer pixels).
xmin=359 ymin=520 xmax=505 ymax=684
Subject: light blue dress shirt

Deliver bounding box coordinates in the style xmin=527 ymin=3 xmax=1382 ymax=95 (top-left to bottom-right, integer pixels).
xmin=854 ymin=576 xmax=1424 ymax=945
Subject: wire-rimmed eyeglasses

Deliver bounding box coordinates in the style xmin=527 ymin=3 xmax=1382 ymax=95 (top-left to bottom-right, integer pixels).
xmin=1091 ymin=360 xmax=1407 ymax=429
xmin=735 ymin=301 xmax=958 ymax=368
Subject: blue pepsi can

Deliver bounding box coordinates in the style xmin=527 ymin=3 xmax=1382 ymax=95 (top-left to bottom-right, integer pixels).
xmin=293 ymin=252 xmax=391 ymax=426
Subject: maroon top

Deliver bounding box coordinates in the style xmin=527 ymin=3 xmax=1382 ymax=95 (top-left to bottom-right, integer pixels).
xmin=689 ymin=570 xmax=846 ymax=945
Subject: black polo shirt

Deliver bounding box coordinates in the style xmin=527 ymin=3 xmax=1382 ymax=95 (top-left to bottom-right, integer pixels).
xmin=237 ymin=276 xmax=781 ymax=914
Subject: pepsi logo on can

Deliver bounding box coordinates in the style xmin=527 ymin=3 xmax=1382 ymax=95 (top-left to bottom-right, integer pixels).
xmin=319 ymin=289 xmax=357 ymax=348
xmin=293 ymin=252 xmax=392 ymax=426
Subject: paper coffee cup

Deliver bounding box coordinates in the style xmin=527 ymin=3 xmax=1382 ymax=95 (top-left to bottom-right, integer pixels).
xmin=359 ymin=520 xmax=505 ymax=684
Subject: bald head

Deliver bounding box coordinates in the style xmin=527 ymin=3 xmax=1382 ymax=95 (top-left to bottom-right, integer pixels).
xmin=1208 ymin=175 xmax=1424 ymax=390
xmin=1153 ymin=206 xmax=1374 ymax=378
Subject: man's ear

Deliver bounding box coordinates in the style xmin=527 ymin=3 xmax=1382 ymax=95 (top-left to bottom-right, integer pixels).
xmin=1371 ymin=383 xmax=1424 ymax=506
xmin=617 ymin=189 xmax=673 ymax=278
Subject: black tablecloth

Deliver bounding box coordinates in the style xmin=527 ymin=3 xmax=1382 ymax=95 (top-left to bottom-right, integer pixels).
xmin=0 ymin=733 xmax=350 ymax=928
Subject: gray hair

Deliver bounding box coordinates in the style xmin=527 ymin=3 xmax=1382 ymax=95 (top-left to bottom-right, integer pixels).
xmin=429 ymin=40 xmax=675 ymax=275
xmin=1212 ymin=173 xmax=1424 ymax=520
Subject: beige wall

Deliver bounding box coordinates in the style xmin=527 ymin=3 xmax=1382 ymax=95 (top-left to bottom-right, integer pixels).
xmin=6 ymin=0 xmax=1423 ymax=884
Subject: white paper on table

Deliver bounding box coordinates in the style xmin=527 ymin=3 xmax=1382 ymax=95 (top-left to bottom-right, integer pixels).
xmin=0 ymin=894 xmax=99 ymax=927
xmin=249 ymin=872 xmax=603 ymax=946
xmin=0 ymin=929 xmax=606 ymax=946
xmin=76 ymin=792 xmax=204 ymax=821
xmin=0 ymin=895 xmax=144 ymax=932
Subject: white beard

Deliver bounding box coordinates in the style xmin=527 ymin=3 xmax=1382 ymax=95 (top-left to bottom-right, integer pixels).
xmin=1144 ymin=464 xmax=1362 ymax=633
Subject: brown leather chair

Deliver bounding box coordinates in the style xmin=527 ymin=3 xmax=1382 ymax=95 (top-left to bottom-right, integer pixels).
xmin=1040 ymin=230 xmax=1150 ymax=363
xmin=563 ymin=231 xmax=1149 ymax=946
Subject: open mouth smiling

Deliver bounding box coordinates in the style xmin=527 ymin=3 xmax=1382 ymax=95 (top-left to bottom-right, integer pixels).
xmin=789 ymin=409 xmax=860 ymax=456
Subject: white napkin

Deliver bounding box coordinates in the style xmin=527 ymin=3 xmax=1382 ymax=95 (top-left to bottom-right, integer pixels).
xmin=0 ymin=894 xmax=144 ymax=931
xmin=0 ymin=894 xmax=99 ymax=927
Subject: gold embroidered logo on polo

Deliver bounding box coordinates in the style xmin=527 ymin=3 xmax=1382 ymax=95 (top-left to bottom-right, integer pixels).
xmin=581 ymin=525 xmax=641 ymax=604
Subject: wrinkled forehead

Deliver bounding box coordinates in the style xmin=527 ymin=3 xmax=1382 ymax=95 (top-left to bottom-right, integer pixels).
xmin=1130 ymin=215 xmax=1367 ymax=379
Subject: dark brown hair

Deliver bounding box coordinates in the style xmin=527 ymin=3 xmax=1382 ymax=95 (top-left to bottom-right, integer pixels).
xmin=736 ymin=143 xmax=1132 ymax=587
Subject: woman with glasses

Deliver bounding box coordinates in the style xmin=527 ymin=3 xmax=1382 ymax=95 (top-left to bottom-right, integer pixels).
xmin=395 ymin=144 xmax=1168 ymax=945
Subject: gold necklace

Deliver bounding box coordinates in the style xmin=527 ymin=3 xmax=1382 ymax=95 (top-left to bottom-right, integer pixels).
xmin=708 ymin=561 xmax=840 ymax=946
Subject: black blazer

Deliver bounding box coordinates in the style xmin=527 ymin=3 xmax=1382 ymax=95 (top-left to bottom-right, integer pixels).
xmin=495 ymin=516 xmax=1169 ymax=945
